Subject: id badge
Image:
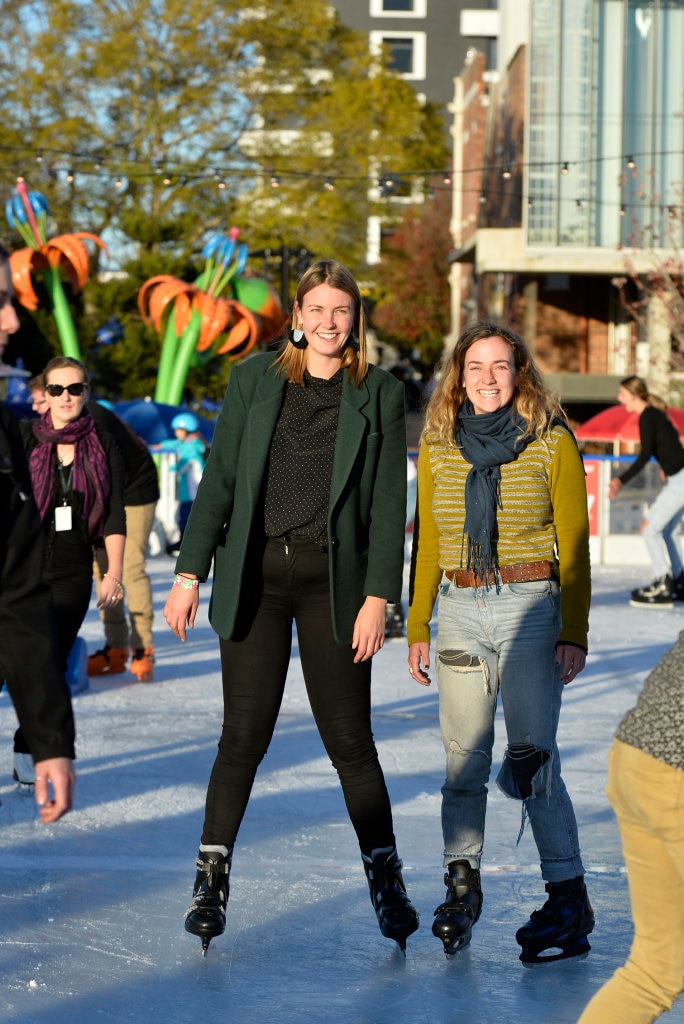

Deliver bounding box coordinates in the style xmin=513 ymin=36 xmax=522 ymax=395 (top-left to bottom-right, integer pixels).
xmin=55 ymin=505 xmax=73 ymax=532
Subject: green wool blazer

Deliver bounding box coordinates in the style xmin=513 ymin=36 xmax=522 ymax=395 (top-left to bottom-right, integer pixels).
xmin=175 ymin=352 xmax=408 ymax=645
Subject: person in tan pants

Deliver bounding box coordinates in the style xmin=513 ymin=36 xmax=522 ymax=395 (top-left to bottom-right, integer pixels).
xmin=87 ymin=401 xmax=159 ymax=681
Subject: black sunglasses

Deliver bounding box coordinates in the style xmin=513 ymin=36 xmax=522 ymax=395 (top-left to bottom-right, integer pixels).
xmin=45 ymin=382 xmax=90 ymax=397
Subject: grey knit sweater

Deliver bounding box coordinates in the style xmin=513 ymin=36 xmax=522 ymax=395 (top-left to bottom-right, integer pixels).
xmin=616 ymin=630 xmax=684 ymax=771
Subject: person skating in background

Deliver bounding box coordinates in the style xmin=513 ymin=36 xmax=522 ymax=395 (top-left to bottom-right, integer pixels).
xmin=408 ymin=320 xmax=593 ymax=964
xmin=28 ymin=374 xmax=48 ymax=415
xmin=16 ymin=356 xmax=125 ymax=785
xmin=608 ymin=375 xmax=684 ymax=608
xmin=577 ymin=633 xmax=683 ymax=1024
xmin=87 ymin=400 xmax=160 ymax=682
xmin=152 ymin=412 xmax=206 ymax=555
xmin=163 ymin=259 xmax=419 ymax=956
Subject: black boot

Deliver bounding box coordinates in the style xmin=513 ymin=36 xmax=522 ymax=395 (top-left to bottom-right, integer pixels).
xmin=362 ymin=846 xmax=419 ymax=951
xmin=184 ymin=847 xmax=232 ymax=955
xmin=432 ymin=859 xmax=483 ymax=955
xmin=516 ymin=876 xmax=594 ymax=966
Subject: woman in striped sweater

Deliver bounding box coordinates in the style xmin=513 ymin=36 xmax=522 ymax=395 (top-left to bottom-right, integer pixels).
xmin=407 ymin=320 xmax=593 ymax=964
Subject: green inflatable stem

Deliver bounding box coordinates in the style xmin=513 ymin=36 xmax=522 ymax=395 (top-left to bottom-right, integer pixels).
xmin=155 ymin=314 xmax=183 ymax=403
xmin=44 ymin=266 xmax=82 ymax=360
xmin=165 ymin=308 xmax=203 ymax=406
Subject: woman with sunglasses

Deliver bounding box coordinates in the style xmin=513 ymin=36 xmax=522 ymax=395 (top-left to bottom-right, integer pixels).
xmin=15 ymin=356 xmax=125 ymax=781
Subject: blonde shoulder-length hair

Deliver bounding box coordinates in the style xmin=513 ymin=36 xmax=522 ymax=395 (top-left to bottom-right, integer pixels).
xmin=273 ymin=259 xmax=368 ymax=387
xmin=423 ymin=320 xmax=567 ymax=445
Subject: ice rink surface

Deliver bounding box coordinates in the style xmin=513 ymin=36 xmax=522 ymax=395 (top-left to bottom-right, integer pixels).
xmin=1 ymin=557 xmax=682 ymax=1024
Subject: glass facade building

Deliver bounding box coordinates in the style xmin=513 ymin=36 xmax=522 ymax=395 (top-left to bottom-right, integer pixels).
xmin=526 ymin=0 xmax=684 ymax=248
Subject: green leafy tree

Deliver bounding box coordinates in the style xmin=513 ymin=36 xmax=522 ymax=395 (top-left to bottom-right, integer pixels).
xmin=0 ymin=1 xmax=446 ymax=263
xmin=370 ymin=187 xmax=452 ymax=368
xmin=0 ymin=0 xmax=448 ymax=393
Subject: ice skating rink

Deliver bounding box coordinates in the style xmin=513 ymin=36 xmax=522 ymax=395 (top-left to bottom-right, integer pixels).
xmin=1 ymin=557 xmax=683 ymax=1024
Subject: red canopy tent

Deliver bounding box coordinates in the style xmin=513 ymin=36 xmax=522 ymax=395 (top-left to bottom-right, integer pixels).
xmin=575 ymin=404 xmax=684 ymax=453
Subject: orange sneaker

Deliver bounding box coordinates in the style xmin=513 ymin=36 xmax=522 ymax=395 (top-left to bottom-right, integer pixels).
xmin=87 ymin=645 xmax=128 ymax=676
xmin=130 ymin=648 xmax=155 ymax=682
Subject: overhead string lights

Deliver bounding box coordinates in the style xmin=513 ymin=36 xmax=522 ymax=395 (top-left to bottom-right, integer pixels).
xmin=0 ymin=143 xmax=682 ymax=213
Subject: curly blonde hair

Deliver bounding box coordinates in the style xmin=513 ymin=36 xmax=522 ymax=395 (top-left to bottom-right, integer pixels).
xmin=423 ymin=320 xmax=566 ymax=445
xmin=273 ymin=259 xmax=368 ymax=387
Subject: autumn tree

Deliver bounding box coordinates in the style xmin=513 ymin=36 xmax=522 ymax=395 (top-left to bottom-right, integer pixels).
xmin=613 ymin=185 xmax=684 ymax=400
xmin=370 ymin=186 xmax=452 ymax=369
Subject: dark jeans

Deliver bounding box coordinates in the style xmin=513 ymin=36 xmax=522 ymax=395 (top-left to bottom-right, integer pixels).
xmin=201 ymin=536 xmax=396 ymax=857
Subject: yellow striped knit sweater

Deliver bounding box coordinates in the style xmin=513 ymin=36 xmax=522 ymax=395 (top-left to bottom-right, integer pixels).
xmin=407 ymin=424 xmax=591 ymax=650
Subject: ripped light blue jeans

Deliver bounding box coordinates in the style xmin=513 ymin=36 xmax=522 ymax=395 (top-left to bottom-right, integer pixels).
xmin=435 ymin=574 xmax=585 ymax=883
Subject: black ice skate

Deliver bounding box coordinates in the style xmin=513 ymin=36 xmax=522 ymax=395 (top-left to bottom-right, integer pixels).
xmin=516 ymin=876 xmax=594 ymax=966
xmin=432 ymin=860 xmax=482 ymax=956
xmin=362 ymin=846 xmax=419 ymax=952
xmin=629 ymin=575 xmax=674 ymax=607
xmin=184 ymin=847 xmax=232 ymax=955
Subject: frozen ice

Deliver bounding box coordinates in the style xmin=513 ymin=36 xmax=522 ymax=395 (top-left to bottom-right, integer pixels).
xmin=1 ymin=557 xmax=682 ymax=1023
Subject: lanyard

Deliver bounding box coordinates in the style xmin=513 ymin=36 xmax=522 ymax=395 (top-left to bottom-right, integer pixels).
xmin=57 ymin=459 xmax=73 ymax=505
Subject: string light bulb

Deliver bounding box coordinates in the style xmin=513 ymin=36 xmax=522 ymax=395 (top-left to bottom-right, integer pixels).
xmin=627 ymin=155 xmax=635 ymax=168
xmin=324 ymin=177 xmax=334 ymax=191
xmin=502 ymin=165 xmax=511 ymax=180
xmin=561 ymin=162 xmax=569 ymax=175
xmin=270 ymin=172 xmax=280 ymax=188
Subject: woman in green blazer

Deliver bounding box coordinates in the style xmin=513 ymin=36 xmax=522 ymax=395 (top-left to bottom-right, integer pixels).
xmin=164 ymin=260 xmax=419 ymax=955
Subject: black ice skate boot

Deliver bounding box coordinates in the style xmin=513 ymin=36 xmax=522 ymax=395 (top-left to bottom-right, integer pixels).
xmin=184 ymin=847 xmax=232 ymax=955
xmin=432 ymin=859 xmax=483 ymax=956
xmin=629 ymin=575 xmax=674 ymax=607
xmin=362 ymin=846 xmax=419 ymax=952
xmin=516 ymin=876 xmax=594 ymax=966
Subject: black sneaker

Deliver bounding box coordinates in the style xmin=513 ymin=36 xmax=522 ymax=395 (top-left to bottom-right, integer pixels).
xmin=629 ymin=575 xmax=674 ymax=607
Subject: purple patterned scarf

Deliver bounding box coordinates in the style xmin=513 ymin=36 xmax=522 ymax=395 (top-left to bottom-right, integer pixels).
xmin=30 ymin=408 xmax=111 ymax=540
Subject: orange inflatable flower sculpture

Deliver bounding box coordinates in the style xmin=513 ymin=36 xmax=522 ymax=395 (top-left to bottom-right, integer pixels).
xmin=5 ymin=181 xmax=107 ymax=360
xmin=139 ymin=228 xmax=285 ymax=405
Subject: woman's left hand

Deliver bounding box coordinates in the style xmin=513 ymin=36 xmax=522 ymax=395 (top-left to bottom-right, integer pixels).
xmin=97 ymin=573 xmax=124 ymax=609
xmin=352 ymin=596 xmax=387 ymax=663
xmin=555 ymin=643 xmax=586 ymax=684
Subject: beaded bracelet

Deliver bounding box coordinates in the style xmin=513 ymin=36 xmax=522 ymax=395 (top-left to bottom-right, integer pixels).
xmin=104 ymin=573 xmax=124 ymax=592
xmin=173 ymin=574 xmax=199 ymax=590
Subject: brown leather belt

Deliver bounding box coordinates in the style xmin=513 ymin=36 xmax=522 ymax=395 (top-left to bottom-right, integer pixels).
xmin=445 ymin=560 xmax=554 ymax=588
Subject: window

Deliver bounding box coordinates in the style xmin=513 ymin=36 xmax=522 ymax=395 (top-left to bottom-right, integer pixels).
xmin=526 ymin=0 xmax=684 ymax=249
xmin=369 ymin=30 xmax=427 ymax=79
xmin=370 ymin=0 xmax=427 ymax=16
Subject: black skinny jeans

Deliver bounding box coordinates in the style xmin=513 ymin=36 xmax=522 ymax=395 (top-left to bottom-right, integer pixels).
xmin=201 ymin=536 xmax=396 ymax=857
